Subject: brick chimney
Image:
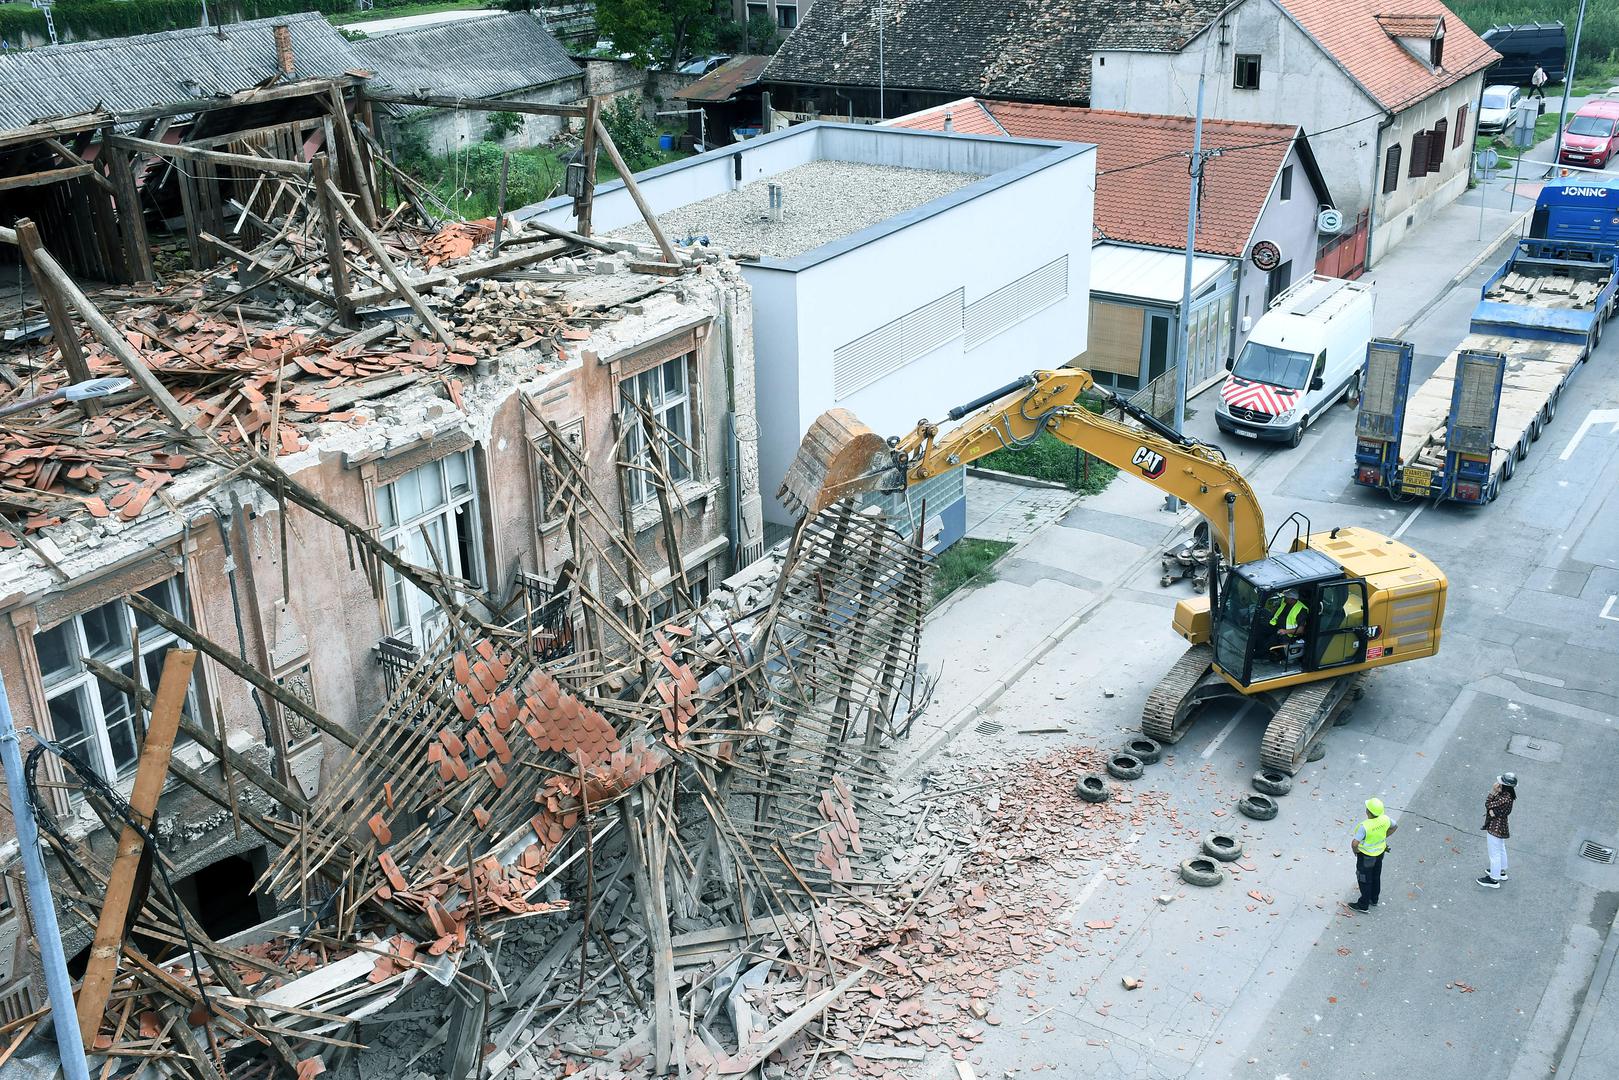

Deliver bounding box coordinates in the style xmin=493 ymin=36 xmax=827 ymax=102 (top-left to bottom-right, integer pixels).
xmin=272 ymin=24 xmax=294 ymax=78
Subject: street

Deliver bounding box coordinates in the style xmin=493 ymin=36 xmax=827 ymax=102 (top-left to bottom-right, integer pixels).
xmin=901 ymin=217 xmax=1619 ymax=1078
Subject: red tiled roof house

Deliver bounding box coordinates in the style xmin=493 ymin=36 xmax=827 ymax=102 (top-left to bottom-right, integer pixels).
xmin=1089 ymin=0 xmax=1497 ymax=264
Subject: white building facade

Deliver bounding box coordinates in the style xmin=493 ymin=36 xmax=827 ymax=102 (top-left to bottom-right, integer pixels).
xmin=524 ymin=123 xmax=1095 ymax=546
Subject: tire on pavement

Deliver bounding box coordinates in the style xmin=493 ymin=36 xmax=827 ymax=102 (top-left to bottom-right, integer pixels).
xmin=1238 ymin=793 xmax=1279 ymax=820
xmin=1202 ymin=831 xmax=1243 ymax=861
xmin=1307 ymin=740 xmax=1327 ymax=762
xmin=1252 ymin=769 xmax=1293 ymax=797
xmin=1127 ymin=737 xmax=1164 ymax=765
xmin=1106 ymin=753 xmax=1145 ymax=781
xmin=1075 ymin=774 xmax=1111 ymax=803
xmin=1180 ymin=857 xmax=1224 ymax=887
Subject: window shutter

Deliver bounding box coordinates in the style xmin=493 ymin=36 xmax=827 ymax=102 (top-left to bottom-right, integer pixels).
xmin=1383 ymin=145 xmax=1402 ymax=193
xmin=1409 ymin=131 xmax=1429 ymax=177
xmin=1428 ymin=120 xmax=1448 ymax=170
xmin=1453 ymin=104 xmax=1468 ymax=147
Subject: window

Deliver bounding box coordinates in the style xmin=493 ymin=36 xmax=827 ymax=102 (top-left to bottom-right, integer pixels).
xmin=648 ymin=575 xmax=710 ymax=625
xmin=378 ymin=449 xmax=483 ymax=646
xmin=1454 ymin=104 xmax=1468 ymax=147
xmin=532 ymin=418 xmax=584 ymax=532
xmin=1266 ymin=261 xmax=1294 ymax=306
xmin=1279 ymin=164 xmax=1294 ymax=202
xmin=620 ymin=355 xmax=694 ymax=506
xmin=776 ymin=3 xmax=797 ymax=28
xmin=1234 ymin=54 xmax=1261 ymax=90
xmin=746 ymin=2 xmax=767 ymax=22
xmin=35 ymin=579 xmax=198 ymax=783
xmin=1427 ymin=120 xmax=1448 ymax=170
xmin=1431 ymin=34 xmax=1444 ymax=69
xmin=1408 ymin=131 xmax=1430 ymax=177
xmin=1382 ymin=144 xmax=1402 ymax=193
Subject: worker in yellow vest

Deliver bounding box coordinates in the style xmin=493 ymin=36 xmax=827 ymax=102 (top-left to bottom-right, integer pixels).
xmin=1349 ymin=797 xmax=1398 ymax=912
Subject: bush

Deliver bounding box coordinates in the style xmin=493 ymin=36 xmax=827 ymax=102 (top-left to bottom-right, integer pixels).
xmin=1448 ymin=2 xmax=1619 ymax=77
xmin=601 ymin=96 xmax=662 ymax=173
xmin=485 ymin=111 xmax=525 ymax=142
xmin=979 ymin=432 xmax=1118 ymax=494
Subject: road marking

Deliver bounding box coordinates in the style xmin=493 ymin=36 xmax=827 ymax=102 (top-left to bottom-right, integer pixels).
xmin=1504 ymin=668 xmax=1567 ymax=688
xmin=1601 ymin=596 xmax=1619 ymax=622
xmin=1559 ymin=408 xmax=1619 ymax=461
xmin=1202 ymin=701 xmax=1255 ymax=759
xmin=1391 ymin=502 xmax=1426 ymax=540
xmin=1061 ymin=831 xmax=1143 ymax=922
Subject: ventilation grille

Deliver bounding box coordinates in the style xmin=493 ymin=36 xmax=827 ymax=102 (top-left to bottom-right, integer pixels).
xmin=965 ymin=256 xmax=1069 ymax=350
xmin=975 ymin=719 xmax=1004 ymax=735
xmin=1580 ymin=841 xmax=1616 ymax=865
xmin=833 ymin=288 xmax=963 ymax=400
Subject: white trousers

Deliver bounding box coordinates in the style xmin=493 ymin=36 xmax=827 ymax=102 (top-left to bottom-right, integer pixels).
xmin=1487 ymin=834 xmax=1509 ymax=879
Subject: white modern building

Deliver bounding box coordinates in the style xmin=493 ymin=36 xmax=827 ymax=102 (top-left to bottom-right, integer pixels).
xmin=523 ymin=123 xmax=1095 ymax=545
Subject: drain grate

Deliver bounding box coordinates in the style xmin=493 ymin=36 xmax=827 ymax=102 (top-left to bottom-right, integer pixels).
xmin=1580 ymin=842 xmax=1616 ymax=865
xmin=975 ymin=719 xmax=1004 ymax=736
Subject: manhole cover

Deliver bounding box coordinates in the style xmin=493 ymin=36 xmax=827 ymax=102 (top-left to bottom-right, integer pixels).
xmin=1580 ymin=842 xmax=1616 ymax=865
xmin=975 ymin=719 xmax=1004 ymax=736
xmin=1508 ymin=734 xmax=1563 ymax=763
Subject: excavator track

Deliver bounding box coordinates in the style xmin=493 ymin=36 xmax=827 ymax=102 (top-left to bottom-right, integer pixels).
xmin=1141 ymin=644 xmax=1218 ymax=744
xmin=1259 ymin=674 xmax=1361 ymax=775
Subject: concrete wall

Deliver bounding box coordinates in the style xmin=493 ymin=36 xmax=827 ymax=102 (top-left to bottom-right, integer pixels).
xmin=385 ymin=77 xmax=587 ymax=155
xmin=1236 ymin=141 xmax=1331 ymax=334
xmin=1367 ymin=73 xmax=1482 ymax=262
xmin=580 ymin=58 xmax=695 ymax=116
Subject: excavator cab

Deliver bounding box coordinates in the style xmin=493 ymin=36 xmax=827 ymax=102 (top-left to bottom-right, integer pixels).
xmin=1213 ymin=550 xmax=1370 ymax=688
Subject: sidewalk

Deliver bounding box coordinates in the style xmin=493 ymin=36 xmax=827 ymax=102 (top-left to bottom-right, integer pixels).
xmin=1360 ymin=196 xmax=1528 ymax=338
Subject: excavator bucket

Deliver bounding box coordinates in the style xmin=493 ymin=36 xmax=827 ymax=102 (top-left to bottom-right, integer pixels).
xmin=778 ymin=408 xmax=894 ymax=519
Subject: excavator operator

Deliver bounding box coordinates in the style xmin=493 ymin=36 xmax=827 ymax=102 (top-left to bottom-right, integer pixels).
xmin=1267 ymin=587 xmax=1309 ymax=660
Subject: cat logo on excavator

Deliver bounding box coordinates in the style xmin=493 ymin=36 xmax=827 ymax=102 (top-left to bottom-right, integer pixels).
xmin=1132 ymin=446 xmax=1167 ymax=478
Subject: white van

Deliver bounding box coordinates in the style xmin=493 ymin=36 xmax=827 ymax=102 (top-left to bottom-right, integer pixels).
xmin=1214 ymin=276 xmax=1374 ymax=448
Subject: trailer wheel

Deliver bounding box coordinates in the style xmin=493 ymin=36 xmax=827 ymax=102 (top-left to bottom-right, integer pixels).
xmin=1531 ymin=416 xmax=1544 ymax=442
xmin=1516 ymin=438 xmax=1529 ymax=462
xmin=1546 ymin=393 xmax=1558 ymax=423
xmin=1503 ymin=453 xmax=1515 ymax=481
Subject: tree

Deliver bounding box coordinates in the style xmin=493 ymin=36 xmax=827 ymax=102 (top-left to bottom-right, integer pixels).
xmin=485 ymin=111 xmax=524 ymax=142
xmin=601 ymin=96 xmax=662 ymax=173
xmin=595 ymin=0 xmax=717 ymax=69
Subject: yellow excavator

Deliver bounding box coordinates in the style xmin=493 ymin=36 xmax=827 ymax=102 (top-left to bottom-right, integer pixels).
xmin=779 ymin=369 xmax=1448 ymax=773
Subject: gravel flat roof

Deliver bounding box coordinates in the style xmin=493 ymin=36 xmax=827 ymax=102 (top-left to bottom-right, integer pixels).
xmin=612 ymin=160 xmax=986 ymax=260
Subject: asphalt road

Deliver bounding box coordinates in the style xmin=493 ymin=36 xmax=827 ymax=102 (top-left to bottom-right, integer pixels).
xmin=904 ymin=230 xmax=1619 ymax=1078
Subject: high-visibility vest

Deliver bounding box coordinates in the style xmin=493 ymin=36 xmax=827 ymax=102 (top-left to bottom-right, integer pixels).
xmin=1360 ymin=814 xmax=1391 ymax=856
xmin=1270 ymin=599 xmax=1306 ymax=630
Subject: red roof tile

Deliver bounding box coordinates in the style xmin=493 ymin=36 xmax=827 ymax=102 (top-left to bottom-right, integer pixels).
xmin=980 ymin=101 xmax=1305 ymax=257
xmin=1279 ymin=0 xmax=1497 ymax=112
xmin=880 ymin=98 xmax=1007 ymax=136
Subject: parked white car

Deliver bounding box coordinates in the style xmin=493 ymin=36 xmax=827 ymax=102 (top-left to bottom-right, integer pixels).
xmin=1478 ymin=84 xmax=1523 ymax=135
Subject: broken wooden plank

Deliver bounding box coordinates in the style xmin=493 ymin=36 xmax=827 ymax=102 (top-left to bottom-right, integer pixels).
xmin=717 ymin=969 xmax=864 ymax=1074
xmin=107 ymin=134 xmax=313 ymax=178
xmin=319 ymin=173 xmax=453 ymax=347
xmin=76 ymin=648 xmax=198 ymax=1050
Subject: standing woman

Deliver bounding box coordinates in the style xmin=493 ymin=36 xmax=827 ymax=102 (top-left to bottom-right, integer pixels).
xmin=1478 ymin=773 xmax=1517 ymax=888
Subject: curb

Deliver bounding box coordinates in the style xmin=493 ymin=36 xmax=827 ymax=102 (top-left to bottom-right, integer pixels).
xmin=1390 ymin=208 xmax=1531 ymax=339
xmin=965 ymin=466 xmax=1073 ymax=491
xmin=1553 ymin=897 xmax=1619 ymax=1078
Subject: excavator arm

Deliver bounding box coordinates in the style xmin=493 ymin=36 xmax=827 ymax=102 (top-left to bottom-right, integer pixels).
xmin=782 ymin=369 xmax=1270 ymax=565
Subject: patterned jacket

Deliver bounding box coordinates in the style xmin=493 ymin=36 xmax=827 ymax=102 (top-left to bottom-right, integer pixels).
xmin=1484 ymin=788 xmax=1515 ymax=839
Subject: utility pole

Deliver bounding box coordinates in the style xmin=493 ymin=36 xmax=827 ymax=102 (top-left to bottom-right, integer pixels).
xmin=0 ymin=674 xmax=91 ymax=1080
xmin=875 ymin=0 xmax=886 ymax=120
xmin=1167 ymin=72 xmax=1208 ymax=512
xmin=1548 ymin=0 xmax=1588 ymax=174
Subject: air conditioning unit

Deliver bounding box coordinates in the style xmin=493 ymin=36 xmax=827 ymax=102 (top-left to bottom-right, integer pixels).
xmin=1317 ymin=207 xmax=1344 ymax=234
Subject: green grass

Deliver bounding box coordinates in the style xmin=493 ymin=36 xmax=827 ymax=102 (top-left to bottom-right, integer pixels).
xmin=931 ymin=538 xmax=1014 ymax=605
xmin=1475 ymin=108 xmax=1563 ymax=155
xmin=330 ymin=0 xmax=492 ymax=27
xmin=978 ymin=432 xmax=1119 ymax=496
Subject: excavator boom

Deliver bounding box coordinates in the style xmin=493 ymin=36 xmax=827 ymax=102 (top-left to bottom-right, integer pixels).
xmin=780 ymin=370 xmax=1269 ymax=564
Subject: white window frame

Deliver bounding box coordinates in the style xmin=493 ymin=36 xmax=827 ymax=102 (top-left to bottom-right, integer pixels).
xmin=34 ymin=578 xmax=198 ymax=784
xmin=620 ymin=354 xmax=696 ymax=507
xmin=377 ymin=449 xmax=484 ymax=647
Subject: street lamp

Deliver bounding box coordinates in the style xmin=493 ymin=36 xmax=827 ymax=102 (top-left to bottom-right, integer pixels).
xmin=0 ymin=376 xmax=131 ymax=420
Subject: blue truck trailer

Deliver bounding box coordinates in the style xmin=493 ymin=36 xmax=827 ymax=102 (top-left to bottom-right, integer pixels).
xmin=1354 ymin=234 xmax=1617 ymax=504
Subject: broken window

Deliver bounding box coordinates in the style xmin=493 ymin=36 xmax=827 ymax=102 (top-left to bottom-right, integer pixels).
xmin=1234 ymin=54 xmax=1261 ymax=90
xmin=532 ymin=418 xmax=585 ymax=532
xmin=378 ymin=449 xmax=483 ymax=647
xmin=35 ymin=577 xmax=198 ymax=784
xmin=648 ymin=574 xmax=709 ymax=626
xmin=620 ymin=354 xmax=695 ymax=507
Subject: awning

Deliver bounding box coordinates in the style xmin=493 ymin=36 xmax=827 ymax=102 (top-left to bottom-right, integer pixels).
xmin=1090 ymin=243 xmax=1233 ymax=307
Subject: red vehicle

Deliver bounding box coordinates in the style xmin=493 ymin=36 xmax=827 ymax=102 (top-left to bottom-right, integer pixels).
xmin=1557 ymin=99 xmax=1619 ymax=169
